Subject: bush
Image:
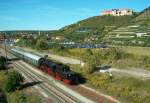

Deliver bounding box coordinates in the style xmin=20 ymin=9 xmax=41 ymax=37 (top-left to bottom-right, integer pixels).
xmin=83 ymin=49 xmax=99 ymax=74
xmin=7 ymin=91 xmax=43 ymax=103
xmin=35 ymin=39 xmax=49 ymax=50
xmin=5 ymin=71 xmax=24 ymax=92
xmin=0 ymin=56 xmax=7 ymax=70
xmin=0 ymin=89 xmax=7 ymax=103
xmin=87 ymin=74 xmax=108 ymax=88
xmin=99 ymin=48 xmax=126 ymax=60
xmin=84 ymin=63 xmax=95 ymax=74
xmin=16 ymin=37 xmax=32 ymax=47
xmin=87 ymin=76 xmax=150 ymax=103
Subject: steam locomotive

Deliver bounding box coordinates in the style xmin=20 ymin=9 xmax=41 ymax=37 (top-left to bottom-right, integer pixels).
xmin=11 ymin=48 xmax=78 ymax=85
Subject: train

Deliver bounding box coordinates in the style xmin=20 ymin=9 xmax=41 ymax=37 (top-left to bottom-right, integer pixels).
xmin=10 ymin=48 xmax=79 ymax=85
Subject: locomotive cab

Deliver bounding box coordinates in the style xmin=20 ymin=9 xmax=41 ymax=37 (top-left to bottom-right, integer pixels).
xmin=68 ymin=72 xmax=79 ymax=85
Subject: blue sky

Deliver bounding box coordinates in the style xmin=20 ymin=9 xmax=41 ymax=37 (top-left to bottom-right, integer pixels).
xmin=0 ymin=0 xmax=150 ymax=30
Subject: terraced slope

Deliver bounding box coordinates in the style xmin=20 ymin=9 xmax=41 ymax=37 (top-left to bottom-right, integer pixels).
xmin=58 ymin=16 xmax=135 ymax=41
xmin=104 ymin=7 xmax=150 ymax=46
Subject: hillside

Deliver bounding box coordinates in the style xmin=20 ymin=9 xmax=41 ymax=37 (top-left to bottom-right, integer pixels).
xmin=134 ymin=6 xmax=150 ymax=21
xmin=104 ymin=7 xmax=150 ymax=46
xmin=56 ymin=7 xmax=150 ymax=46
xmin=58 ymin=15 xmax=135 ymax=41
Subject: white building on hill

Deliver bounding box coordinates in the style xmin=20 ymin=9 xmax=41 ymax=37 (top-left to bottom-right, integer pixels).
xmin=101 ymin=9 xmax=133 ymax=16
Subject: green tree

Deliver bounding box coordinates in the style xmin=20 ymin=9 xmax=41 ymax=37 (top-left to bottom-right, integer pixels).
xmin=0 ymin=56 xmax=6 ymax=70
xmin=84 ymin=59 xmax=96 ymax=74
xmin=83 ymin=49 xmax=93 ymax=61
xmin=36 ymin=34 xmax=47 ymax=40
xmin=35 ymin=39 xmax=49 ymax=50
xmin=5 ymin=71 xmax=24 ymax=92
xmin=83 ymin=49 xmax=97 ymax=74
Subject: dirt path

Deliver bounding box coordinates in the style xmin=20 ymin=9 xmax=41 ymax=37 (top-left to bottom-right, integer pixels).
xmin=110 ymin=68 xmax=150 ymax=80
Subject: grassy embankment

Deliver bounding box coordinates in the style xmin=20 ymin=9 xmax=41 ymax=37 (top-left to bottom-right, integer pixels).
xmin=0 ymin=70 xmax=43 ymax=103
xmin=68 ymin=62 xmax=150 ymax=103
xmin=112 ymin=46 xmax=150 ymax=69
xmin=122 ymin=46 xmax=150 ymax=56
xmin=48 ymin=47 xmax=150 ymax=103
xmin=49 ymin=46 xmax=150 ymax=70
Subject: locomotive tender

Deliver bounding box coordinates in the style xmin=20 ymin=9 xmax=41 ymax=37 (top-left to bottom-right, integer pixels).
xmin=11 ymin=48 xmax=78 ymax=85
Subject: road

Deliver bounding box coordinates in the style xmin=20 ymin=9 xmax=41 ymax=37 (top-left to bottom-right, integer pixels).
xmin=0 ymin=48 xmax=94 ymax=103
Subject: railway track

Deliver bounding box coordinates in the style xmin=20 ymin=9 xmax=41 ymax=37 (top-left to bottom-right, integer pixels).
xmin=14 ymin=63 xmax=77 ymax=103
xmin=0 ymin=47 xmax=94 ymax=103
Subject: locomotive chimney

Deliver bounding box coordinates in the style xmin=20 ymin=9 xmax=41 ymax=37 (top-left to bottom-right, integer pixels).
xmin=44 ymin=55 xmax=48 ymax=59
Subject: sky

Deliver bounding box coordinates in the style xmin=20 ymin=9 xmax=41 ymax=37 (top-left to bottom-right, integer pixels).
xmin=0 ymin=0 xmax=150 ymax=30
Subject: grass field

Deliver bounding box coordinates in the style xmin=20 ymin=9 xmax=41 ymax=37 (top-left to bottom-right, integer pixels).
xmin=50 ymin=46 xmax=150 ymax=103
xmin=51 ymin=46 xmax=150 ymax=57
xmin=50 ymin=46 xmax=150 ymax=70
xmin=121 ymin=46 xmax=150 ymax=56
xmin=69 ymin=64 xmax=150 ymax=103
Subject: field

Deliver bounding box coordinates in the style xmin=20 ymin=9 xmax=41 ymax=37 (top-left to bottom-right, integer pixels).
xmin=122 ymin=46 xmax=150 ymax=56
xmin=50 ymin=46 xmax=150 ymax=70
xmin=50 ymin=46 xmax=150 ymax=56
xmin=87 ymin=75 xmax=150 ymax=103
xmin=69 ymin=64 xmax=150 ymax=103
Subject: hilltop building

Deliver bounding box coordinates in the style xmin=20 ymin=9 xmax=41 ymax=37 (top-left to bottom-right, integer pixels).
xmin=0 ymin=34 xmax=4 ymax=41
xmin=101 ymin=9 xmax=133 ymax=16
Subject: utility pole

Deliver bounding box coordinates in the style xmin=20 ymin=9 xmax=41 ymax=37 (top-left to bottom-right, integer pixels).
xmin=4 ymin=32 xmax=8 ymax=62
xmin=80 ymin=42 xmax=82 ymax=66
xmin=79 ymin=23 xmax=82 ymax=66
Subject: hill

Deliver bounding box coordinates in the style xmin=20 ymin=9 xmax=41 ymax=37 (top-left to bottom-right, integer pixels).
xmin=134 ymin=6 xmax=150 ymax=21
xmin=104 ymin=7 xmax=150 ymax=46
xmin=57 ymin=15 xmax=135 ymax=41
xmin=56 ymin=7 xmax=150 ymax=46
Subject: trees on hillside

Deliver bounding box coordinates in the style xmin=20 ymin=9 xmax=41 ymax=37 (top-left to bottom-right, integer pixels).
xmin=16 ymin=35 xmax=49 ymax=50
